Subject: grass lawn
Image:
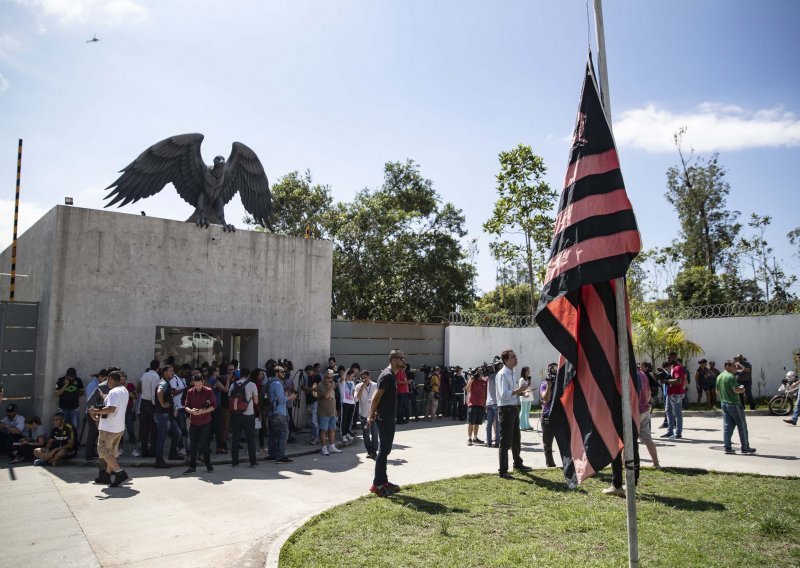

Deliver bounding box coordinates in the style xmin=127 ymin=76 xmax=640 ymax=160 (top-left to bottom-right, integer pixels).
xmin=280 ymin=468 xmax=800 ymax=568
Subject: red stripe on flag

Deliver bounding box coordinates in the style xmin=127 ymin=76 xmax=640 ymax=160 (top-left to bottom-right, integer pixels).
xmin=563 ymin=149 xmax=619 ymax=189
xmin=562 ymin=381 xmax=596 ymax=482
xmin=546 ymin=296 xmax=579 ymax=343
xmin=577 ymin=345 xmax=622 ymax=464
xmin=553 ymin=188 xmax=632 ymax=236
xmin=545 ymin=230 xmax=641 ymax=284
xmin=582 ymin=285 xmax=619 ymax=389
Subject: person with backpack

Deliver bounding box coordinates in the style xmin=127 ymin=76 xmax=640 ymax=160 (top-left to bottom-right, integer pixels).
xmin=153 ymin=366 xmax=182 ymax=468
xmin=228 ymin=368 xmax=259 ymax=467
xmin=265 ymin=366 xmax=296 ymax=464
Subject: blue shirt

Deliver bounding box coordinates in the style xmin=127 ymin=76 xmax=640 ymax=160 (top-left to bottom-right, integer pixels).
xmin=495 ymin=366 xmax=518 ymax=406
xmin=268 ymin=378 xmax=288 ymax=417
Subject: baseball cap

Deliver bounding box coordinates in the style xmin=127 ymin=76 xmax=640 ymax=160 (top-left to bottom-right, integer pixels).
xmin=6 ymin=403 xmax=18 ymax=412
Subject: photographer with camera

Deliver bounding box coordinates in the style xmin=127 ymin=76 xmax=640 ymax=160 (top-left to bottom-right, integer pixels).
xmin=540 ymin=363 xmax=557 ymax=468
xmin=183 ymin=371 xmax=216 ymax=474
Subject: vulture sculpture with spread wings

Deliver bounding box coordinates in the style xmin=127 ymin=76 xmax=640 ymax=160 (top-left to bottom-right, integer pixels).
xmin=105 ymin=133 xmax=273 ymax=231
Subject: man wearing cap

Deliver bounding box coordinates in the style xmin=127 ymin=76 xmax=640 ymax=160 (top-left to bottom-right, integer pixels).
xmin=314 ymin=369 xmax=342 ymax=456
xmin=0 ymin=403 xmax=26 ymax=455
xmin=90 ymin=371 xmax=130 ymax=486
xmin=32 ymin=411 xmax=77 ymax=466
xmin=367 ymin=349 xmax=405 ymax=497
xmin=184 ymin=371 xmax=216 ymax=474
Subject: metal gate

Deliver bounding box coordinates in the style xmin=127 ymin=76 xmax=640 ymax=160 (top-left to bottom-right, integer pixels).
xmin=0 ymin=301 xmax=38 ymax=417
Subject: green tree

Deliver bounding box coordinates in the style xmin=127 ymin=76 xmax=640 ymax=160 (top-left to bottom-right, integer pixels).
xmin=244 ymin=170 xmax=333 ymax=238
xmin=666 ymin=127 xmax=740 ymax=272
xmin=483 ymin=144 xmax=557 ymax=316
xmin=735 ymin=214 xmax=796 ymax=302
xmin=632 ymin=305 xmax=703 ymax=366
xmin=667 ymin=266 xmax=763 ymax=307
xmin=328 ymin=160 xmax=476 ymax=321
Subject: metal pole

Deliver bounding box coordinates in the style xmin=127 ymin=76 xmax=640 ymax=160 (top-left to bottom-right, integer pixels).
xmin=593 ymin=2 xmax=640 ymax=567
xmin=10 ymin=139 xmax=22 ymax=302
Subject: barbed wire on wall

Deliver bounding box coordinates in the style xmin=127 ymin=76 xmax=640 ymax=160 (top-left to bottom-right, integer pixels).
xmin=447 ymin=312 xmax=536 ymax=328
xmin=449 ymin=301 xmax=799 ymax=327
xmin=658 ymin=300 xmax=799 ymax=320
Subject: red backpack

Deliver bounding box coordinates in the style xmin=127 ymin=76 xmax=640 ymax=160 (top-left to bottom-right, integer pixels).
xmin=228 ymin=379 xmax=251 ymax=413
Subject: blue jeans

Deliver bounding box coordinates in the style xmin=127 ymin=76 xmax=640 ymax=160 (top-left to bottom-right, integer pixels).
xmin=791 ymin=397 xmax=800 ymax=424
xmin=124 ymin=407 xmax=136 ymax=444
xmin=373 ymin=418 xmax=395 ymax=487
xmin=360 ymin=415 xmax=379 ymax=455
xmin=307 ymin=401 xmax=319 ymax=441
xmin=666 ymin=394 xmax=683 ymax=435
xmin=268 ymin=413 xmax=289 ymax=459
xmin=722 ymin=402 xmax=750 ymax=450
xmin=485 ymin=405 xmax=499 ymax=445
xmin=153 ymin=412 xmax=180 ymax=462
xmin=58 ymin=408 xmax=80 ymax=432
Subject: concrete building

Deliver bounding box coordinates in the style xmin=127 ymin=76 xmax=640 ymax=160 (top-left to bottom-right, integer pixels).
xmin=0 ymin=205 xmax=333 ymax=420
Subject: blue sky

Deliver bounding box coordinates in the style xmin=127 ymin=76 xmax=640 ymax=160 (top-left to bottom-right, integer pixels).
xmin=1 ymin=0 xmax=799 ymax=297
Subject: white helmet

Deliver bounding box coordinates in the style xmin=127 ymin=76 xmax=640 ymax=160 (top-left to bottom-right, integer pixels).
xmin=787 ymin=371 xmax=798 ymax=381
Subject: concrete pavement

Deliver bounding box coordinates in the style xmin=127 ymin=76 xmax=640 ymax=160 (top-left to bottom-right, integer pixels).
xmin=1 ymin=415 xmax=797 ymax=567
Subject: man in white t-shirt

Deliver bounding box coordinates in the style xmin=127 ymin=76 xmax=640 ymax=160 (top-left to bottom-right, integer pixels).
xmin=169 ymin=367 xmax=189 ymax=457
xmin=90 ymin=371 xmax=130 ymax=487
xmin=354 ymin=370 xmax=378 ymax=459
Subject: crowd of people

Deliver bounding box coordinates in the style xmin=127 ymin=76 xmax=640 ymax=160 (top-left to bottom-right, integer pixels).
xmin=0 ymin=348 xmax=785 ymax=495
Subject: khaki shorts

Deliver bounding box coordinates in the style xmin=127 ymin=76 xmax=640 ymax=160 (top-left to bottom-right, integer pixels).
xmin=97 ymin=430 xmax=124 ymax=460
xmin=638 ymin=410 xmax=653 ymax=444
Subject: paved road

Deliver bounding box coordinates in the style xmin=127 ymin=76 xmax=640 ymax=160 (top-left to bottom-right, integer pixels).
xmin=1 ymin=415 xmax=797 ymax=567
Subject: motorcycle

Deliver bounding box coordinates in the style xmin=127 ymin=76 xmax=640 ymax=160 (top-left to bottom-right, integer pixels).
xmin=768 ymin=372 xmax=798 ymax=416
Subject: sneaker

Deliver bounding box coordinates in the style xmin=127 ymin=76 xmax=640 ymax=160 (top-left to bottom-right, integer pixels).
xmin=602 ymin=486 xmax=625 ymax=497
xmin=94 ymin=472 xmax=112 ymax=484
xmin=367 ymin=452 xmax=377 ymax=460
xmin=384 ymin=481 xmax=401 ymax=493
xmin=33 ymin=459 xmax=48 ymax=466
xmin=659 ymin=432 xmax=674 ymax=438
xmin=206 ymin=464 xmax=214 ymax=472
xmin=724 ymin=448 xmax=736 ymax=454
xmin=783 ymin=419 xmax=796 ymax=425
xmin=178 ymin=448 xmax=187 ymax=458
xmin=344 ymin=434 xmax=353 ymax=443
xmin=328 ymin=444 xmax=343 ymax=454
xmin=132 ymin=448 xmax=141 ymax=457
xmin=117 ymin=448 xmax=125 ymax=457
xmin=109 ymin=470 xmax=129 ymax=487
xmin=674 ymin=434 xmax=682 ymax=439
xmin=275 ymin=457 xmax=294 ymax=464
xmin=182 ymin=467 xmax=196 ymax=476
xmin=309 ymin=439 xmax=319 ymax=445
xmin=467 ymin=438 xmax=473 ymax=446
xmin=741 ymin=447 xmax=757 ymax=454
xmin=370 ymin=484 xmax=392 ymax=498
xmin=473 ymin=438 xmax=485 ymax=445
xmin=321 ymin=446 xmax=330 ymax=456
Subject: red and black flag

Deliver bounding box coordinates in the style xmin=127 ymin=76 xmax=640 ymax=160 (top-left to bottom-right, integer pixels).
xmin=535 ymin=55 xmax=641 ymax=487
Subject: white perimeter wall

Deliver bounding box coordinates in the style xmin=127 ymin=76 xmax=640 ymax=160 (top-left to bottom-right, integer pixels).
xmin=446 ymin=313 xmax=800 ymax=397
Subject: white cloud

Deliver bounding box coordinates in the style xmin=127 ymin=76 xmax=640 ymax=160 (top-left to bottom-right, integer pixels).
xmin=0 ymin=71 xmax=8 ymax=92
xmin=614 ymin=103 xmax=800 ymax=152
xmin=0 ymin=199 xmax=51 ymax=251
xmin=13 ymin=0 xmax=148 ymax=27
xmin=0 ymin=33 xmax=22 ymax=62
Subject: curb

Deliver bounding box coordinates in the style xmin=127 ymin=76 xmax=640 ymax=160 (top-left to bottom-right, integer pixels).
xmin=264 ymin=512 xmax=318 ymax=568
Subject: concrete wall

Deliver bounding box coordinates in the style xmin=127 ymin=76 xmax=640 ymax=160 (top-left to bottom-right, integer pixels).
xmin=0 ymin=206 xmax=333 ymax=419
xmin=678 ymin=314 xmax=800 ymax=398
xmin=444 ymin=312 xmax=800 ymax=399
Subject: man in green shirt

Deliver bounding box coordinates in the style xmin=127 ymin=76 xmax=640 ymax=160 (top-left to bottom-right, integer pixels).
xmin=716 ymin=361 xmax=756 ymax=455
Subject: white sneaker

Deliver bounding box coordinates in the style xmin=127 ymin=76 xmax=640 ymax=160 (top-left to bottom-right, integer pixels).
xmin=178 ymin=448 xmax=187 ymax=457
xmin=328 ymin=444 xmax=343 ymax=454
xmin=321 ymin=446 xmax=330 ymax=456
xmin=117 ymin=448 xmax=124 ymax=457
xmin=346 ymin=434 xmax=354 ymax=442
xmin=132 ymin=448 xmax=141 ymax=457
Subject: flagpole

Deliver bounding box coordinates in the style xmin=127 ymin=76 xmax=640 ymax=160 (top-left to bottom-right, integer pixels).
xmin=592 ymin=2 xmax=640 ymax=567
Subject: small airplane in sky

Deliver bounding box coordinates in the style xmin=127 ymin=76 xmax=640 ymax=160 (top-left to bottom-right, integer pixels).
xmin=86 ymin=35 xmax=99 ymax=43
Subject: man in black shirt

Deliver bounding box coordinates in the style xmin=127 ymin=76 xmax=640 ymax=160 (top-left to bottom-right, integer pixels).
xmin=54 ymin=368 xmax=84 ymax=432
xmin=367 ymin=349 xmax=404 ymax=498
xmin=33 ymin=412 xmax=77 ymax=466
